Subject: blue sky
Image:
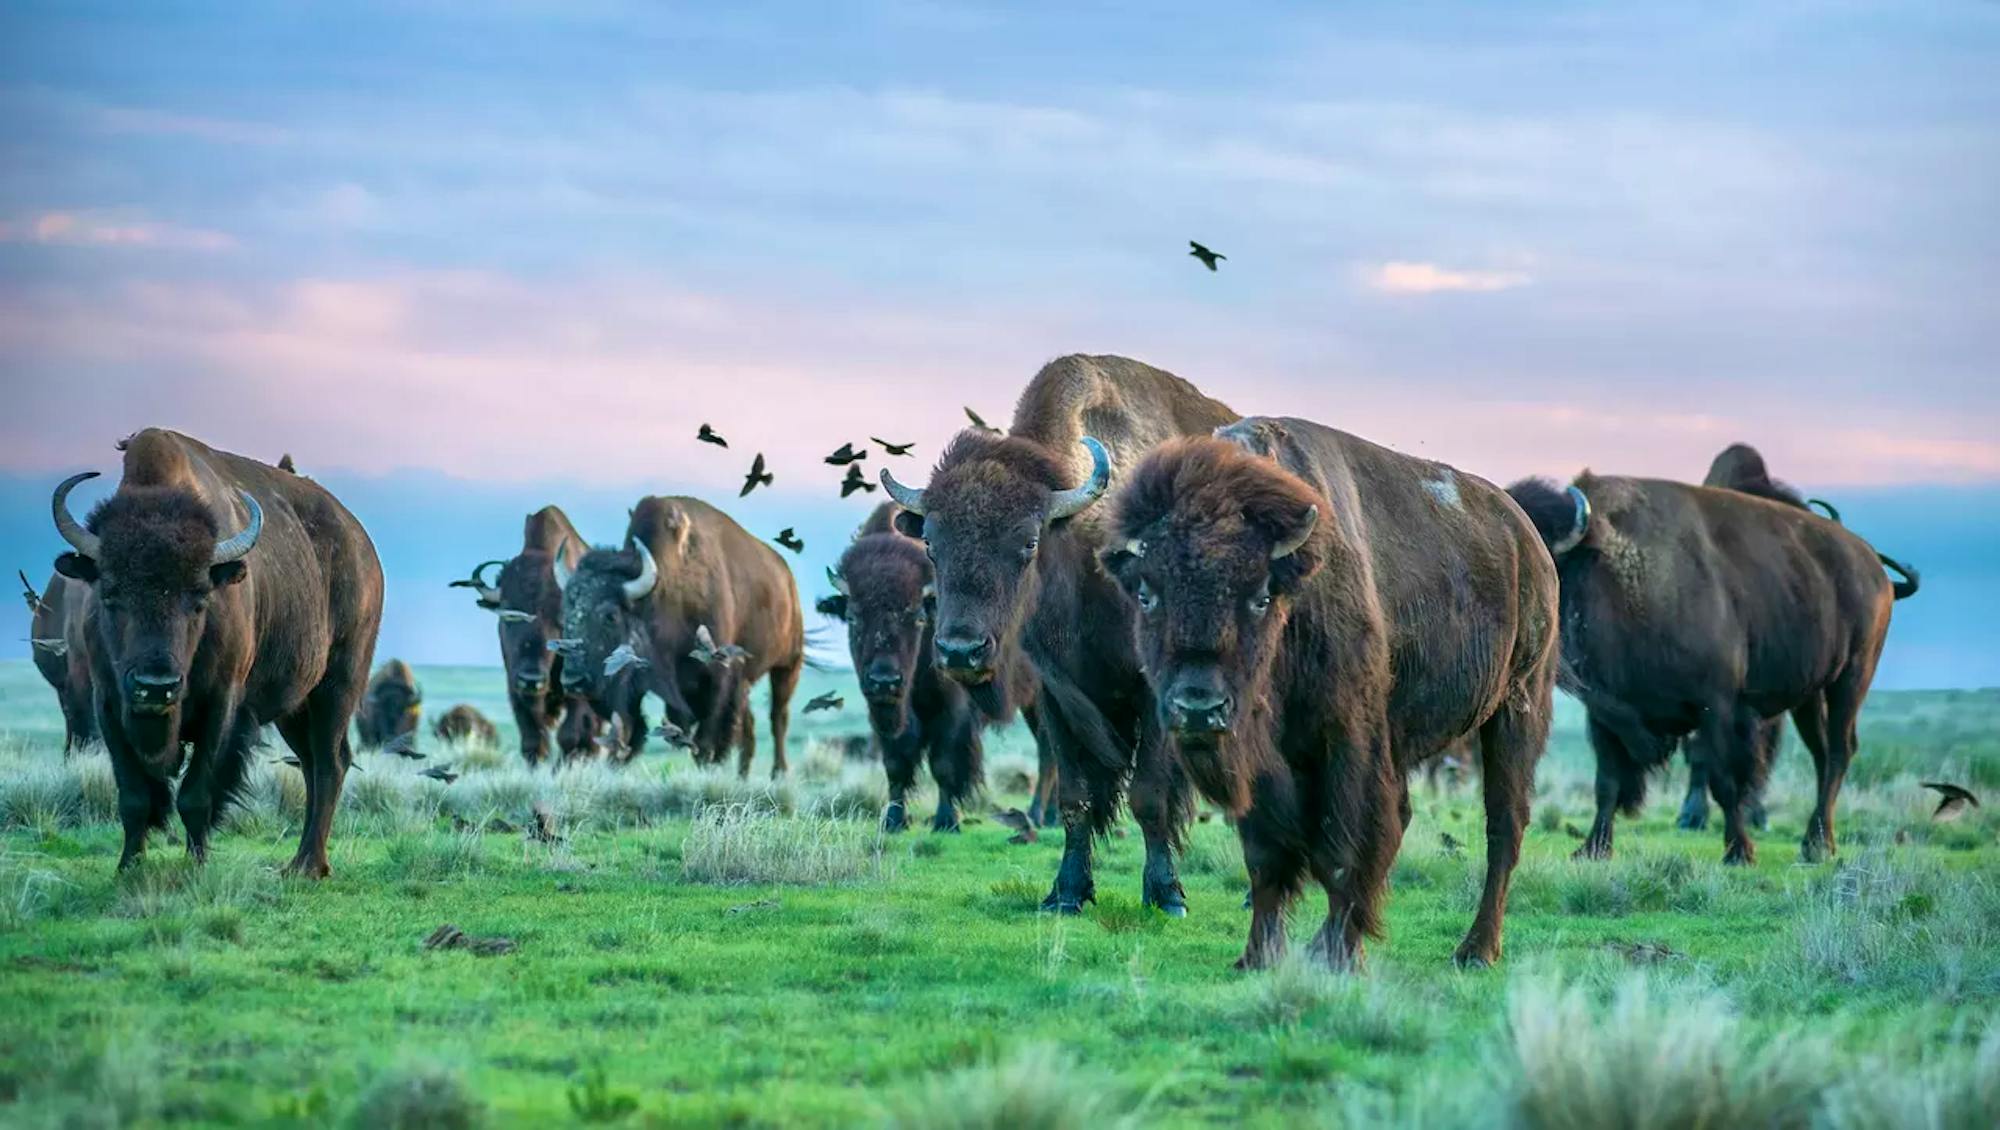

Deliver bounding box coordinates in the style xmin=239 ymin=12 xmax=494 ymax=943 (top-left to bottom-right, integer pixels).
xmin=1 ymin=2 xmax=1996 ymax=686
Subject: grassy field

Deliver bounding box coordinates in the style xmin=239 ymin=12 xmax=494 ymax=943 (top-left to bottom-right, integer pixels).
xmin=1 ymin=659 xmax=1996 ymax=1128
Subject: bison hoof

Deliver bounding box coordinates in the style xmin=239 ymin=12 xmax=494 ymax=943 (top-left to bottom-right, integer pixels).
xmin=282 ymin=859 xmax=332 ymax=880
xmin=881 ymin=803 xmax=909 ymax=834
xmin=1572 ymin=842 xmax=1612 ymax=862
xmin=1748 ymin=802 xmax=1770 ymax=831
xmin=1675 ymin=806 xmax=1708 ymax=832
xmin=1721 ymin=844 xmax=1756 ymax=867
xmin=1799 ymin=838 xmax=1834 ymax=864
xmin=1039 ymin=889 xmax=1093 ymax=916
xmin=1233 ymin=950 xmax=1279 ymax=972
xmin=1452 ymin=943 xmax=1499 ymax=969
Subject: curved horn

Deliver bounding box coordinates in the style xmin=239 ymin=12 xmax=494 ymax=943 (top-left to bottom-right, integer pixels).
xmin=1549 ymin=486 xmax=1592 ymax=556
xmin=622 ymin=544 xmax=658 ymax=602
xmin=52 ymin=472 xmax=103 ymax=560
xmin=825 ymin=565 xmax=850 ymax=595
xmin=450 ymin=559 xmax=507 ymax=605
xmin=553 ymin=551 xmax=574 ymax=592
xmin=211 ymin=491 xmax=263 ymax=564
xmin=880 ymin=467 xmax=926 ymax=514
xmin=1270 ymin=504 xmax=1319 ymax=560
xmin=1048 ymin=437 xmax=1111 ymax=521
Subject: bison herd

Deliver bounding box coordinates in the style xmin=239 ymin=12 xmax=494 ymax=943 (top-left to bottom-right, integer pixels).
xmin=24 ymin=355 xmax=1919 ymax=970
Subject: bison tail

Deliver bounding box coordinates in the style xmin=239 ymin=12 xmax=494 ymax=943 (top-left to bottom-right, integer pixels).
xmin=1505 ymin=477 xmax=1590 ymax=556
xmin=1880 ymin=554 xmax=1920 ymax=600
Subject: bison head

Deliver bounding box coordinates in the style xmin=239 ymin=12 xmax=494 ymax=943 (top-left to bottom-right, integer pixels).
xmin=358 ymin=660 xmax=423 ymax=747
xmin=51 ymin=472 xmax=260 ymax=765
xmin=1100 ymin=438 xmax=1324 ymax=753
xmin=822 ymin=533 xmax=934 ymax=732
xmin=459 ymin=552 xmax=569 ymax=698
xmin=552 ymin=542 xmax=657 ymax=703
xmin=880 ymin=433 xmax=1108 ymax=684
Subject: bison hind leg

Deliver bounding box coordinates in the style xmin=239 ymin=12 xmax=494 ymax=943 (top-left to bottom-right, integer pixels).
xmin=1456 ymin=689 xmax=1548 ymax=968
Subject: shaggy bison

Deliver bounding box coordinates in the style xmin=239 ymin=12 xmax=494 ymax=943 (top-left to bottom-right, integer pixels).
xmin=23 ymin=570 xmax=95 ymax=751
xmin=1508 ymin=464 xmax=1908 ymax=865
xmin=356 ymin=659 xmax=422 ymax=751
xmin=433 ymin=704 xmax=500 ymax=747
xmin=51 ymin=428 xmax=383 ymax=876
xmin=821 ymin=503 xmax=1051 ymax=832
xmin=452 ymin=506 xmax=603 ymax=764
xmin=1102 ymin=419 xmax=1558 ymax=968
xmin=882 ymin=354 xmax=1238 ymax=914
xmin=555 ymin=496 xmax=804 ymax=775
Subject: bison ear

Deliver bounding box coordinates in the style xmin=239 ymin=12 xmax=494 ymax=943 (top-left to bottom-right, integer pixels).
xmin=815 ymin=594 xmax=849 ymax=621
xmin=54 ymin=552 xmax=98 ymax=584
xmin=891 ymin=509 xmax=925 ymax=540
xmin=209 ymin=560 xmax=249 ymax=588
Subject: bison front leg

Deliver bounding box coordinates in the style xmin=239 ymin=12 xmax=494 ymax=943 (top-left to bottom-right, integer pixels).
xmin=1129 ymin=713 xmax=1189 ymax=917
xmin=1695 ymin=703 xmax=1762 ymax=866
xmin=508 ymin=688 xmax=551 ymax=767
xmin=1235 ymin=779 xmax=1305 ymax=970
xmin=1577 ymin=715 xmax=1642 ymax=861
xmin=878 ymin=721 xmax=922 ymax=834
xmin=176 ymin=696 xmax=245 ymax=862
xmin=1675 ymin=755 xmax=1711 ymax=831
xmin=926 ymin=705 xmax=980 ymax=833
xmin=102 ymin=715 xmax=172 ymax=872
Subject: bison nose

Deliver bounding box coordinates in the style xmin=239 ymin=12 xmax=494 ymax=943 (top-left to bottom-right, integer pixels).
xmin=934 ymin=634 xmax=995 ymax=681
xmin=517 ymin=673 xmax=545 ymax=692
xmin=125 ymin=671 xmax=183 ymax=714
xmin=1166 ymin=686 xmax=1233 ymax=735
xmin=862 ymin=667 xmax=904 ymax=698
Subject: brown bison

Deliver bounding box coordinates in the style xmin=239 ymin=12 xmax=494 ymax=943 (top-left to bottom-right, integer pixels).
xmin=881 ymin=354 xmax=1238 ymax=914
xmin=451 ymin=506 xmax=603 ymax=764
xmin=356 ymin=659 xmax=422 ymax=751
xmin=1508 ymin=462 xmax=1909 ymax=865
xmin=51 ymin=428 xmax=383 ymax=875
xmin=433 ymin=703 xmax=500 ymax=747
xmin=555 ymin=496 xmax=805 ymax=775
xmin=820 ymin=502 xmax=1052 ymax=832
xmin=23 ymin=570 xmax=96 ymax=751
xmin=1102 ymin=420 xmax=1558 ymax=968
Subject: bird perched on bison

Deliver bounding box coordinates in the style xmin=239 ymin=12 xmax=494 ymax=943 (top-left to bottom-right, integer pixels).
xmin=1102 ymin=419 xmax=1558 ymax=969
xmin=49 ymin=428 xmax=383 ymax=876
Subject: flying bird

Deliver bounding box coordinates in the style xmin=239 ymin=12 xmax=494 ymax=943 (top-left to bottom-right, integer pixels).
xmin=697 ymin=423 xmax=728 ymax=448
xmin=419 ymin=765 xmax=459 ymax=785
xmin=495 ymin=609 xmax=536 ymax=624
xmin=840 ymin=465 xmax=876 ymax=498
xmin=824 ymin=443 xmax=867 ymax=466
xmin=992 ymin=807 xmax=1038 ymax=845
xmin=19 ymin=571 xmax=44 ymax=616
xmin=29 ymin=637 xmax=66 ymax=656
xmin=803 ymin=691 xmax=843 ymax=714
xmin=654 ymin=720 xmax=694 ymax=749
xmin=603 ymin=643 xmax=650 ymax=679
xmin=1922 ymin=781 xmax=1980 ymax=822
xmin=964 ymin=407 xmax=999 ymax=433
xmin=1439 ymin=832 xmax=1465 ymax=859
xmin=382 ymin=732 xmax=426 ymax=760
xmin=689 ymin=625 xmax=749 ymax=668
xmin=774 ymin=528 xmax=804 ymax=554
xmin=740 ymin=453 xmax=773 ymax=497
xmin=872 ymin=438 xmax=915 ymax=456
xmin=1188 ymin=240 xmax=1226 ymax=271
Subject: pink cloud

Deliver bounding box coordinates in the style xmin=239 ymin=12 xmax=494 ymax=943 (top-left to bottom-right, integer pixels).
xmin=1364 ymin=260 xmax=1532 ymax=294
xmin=0 ymin=211 xmax=236 ymax=252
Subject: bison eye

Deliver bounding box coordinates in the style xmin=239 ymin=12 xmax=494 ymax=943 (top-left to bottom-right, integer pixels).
xmin=1247 ymin=590 xmax=1273 ymax=617
xmin=1135 ymin=579 xmax=1160 ymax=614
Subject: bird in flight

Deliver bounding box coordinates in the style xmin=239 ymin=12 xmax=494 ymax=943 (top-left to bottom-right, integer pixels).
xmin=741 ymin=453 xmax=773 ymax=497
xmin=964 ymin=407 xmax=999 ymax=433
xmin=419 ymin=765 xmax=460 ymax=784
xmin=603 ymin=643 xmax=650 ymax=678
xmin=655 ymin=720 xmax=694 ymax=749
xmin=873 ymin=438 xmax=915 ymax=456
xmin=775 ymin=528 xmax=804 ymax=555
xmin=690 ymin=625 xmax=750 ymax=667
xmin=17 ymin=571 xmax=44 ymax=616
xmin=840 ymin=465 xmax=876 ymax=498
xmin=825 ymin=443 xmax=867 ymax=466
xmin=1188 ymin=240 xmax=1225 ymax=271
xmin=382 ymin=732 xmax=426 ymax=760
xmin=803 ymin=691 xmax=843 ymax=714
xmin=697 ymin=423 xmax=728 ymax=448
xmin=1923 ymin=781 xmax=1980 ymax=821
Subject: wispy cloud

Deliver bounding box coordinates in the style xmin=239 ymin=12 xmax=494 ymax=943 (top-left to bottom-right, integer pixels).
xmin=1363 ymin=260 xmax=1531 ymax=294
xmin=0 ymin=211 xmax=236 ymax=251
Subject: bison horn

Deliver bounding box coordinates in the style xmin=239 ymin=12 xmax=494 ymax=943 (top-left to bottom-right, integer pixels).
xmin=1048 ymin=437 xmax=1111 ymax=521
xmin=622 ymin=544 xmax=658 ymax=602
xmin=880 ymin=467 xmax=926 ymax=514
xmin=1270 ymin=504 xmax=1319 ymax=560
xmin=1550 ymin=486 xmax=1592 ymax=556
xmin=51 ymin=472 xmax=103 ymax=560
xmin=454 ymin=559 xmax=506 ymax=607
xmin=211 ymin=491 xmax=264 ymax=563
xmin=825 ymin=565 xmax=850 ymax=596
xmin=553 ymin=551 xmax=574 ymax=592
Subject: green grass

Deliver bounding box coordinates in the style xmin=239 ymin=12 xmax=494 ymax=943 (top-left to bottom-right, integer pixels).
xmin=1 ymin=661 xmax=1997 ymax=1127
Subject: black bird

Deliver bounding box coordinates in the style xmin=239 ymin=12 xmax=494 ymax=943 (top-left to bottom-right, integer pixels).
xmin=872 ymin=438 xmax=915 ymax=456
xmin=655 ymin=720 xmax=694 ymax=749
xmin=740 ymin=453 xmax=773 ymax=497
xmin=1439 ymin=832 xmax=1465 ymax=859
xmin=1923 ymin=781 xmax=1980 ymax=821
xmin=18 ymin=571 xmax=43 ymax=616
xmin=964 ymin=407 xmax=999 ymax=433
xmin=825 ymin=443 xmax=867 ymax=466
xmin=419 ymin=765 xmax=459 ymax=785
xmin=803 ymin=691 xmax=842 ymax=714
xmin=382 ymin=732 xmax=426 ymax=761
xmin=697 ymin=423 xmax=728 ymax=448
xmin=775 ymin=528 xmax=804 ymax=554
xmin=840 ymin=465 xmax=876 ymax=498
xmin=1188 ymin=240 xmax=1226 ymax=271
xmin=992 ymin=807 xmax=1038 ymax=845
xmin=689 ymin=625 xmax=750 ymax=668
xmin=277 ymin=453 xmax=297 ymax=474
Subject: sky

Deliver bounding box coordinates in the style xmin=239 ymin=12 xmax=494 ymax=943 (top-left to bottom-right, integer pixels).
xmin=0 ymin=1 xmax=1996 ymax=687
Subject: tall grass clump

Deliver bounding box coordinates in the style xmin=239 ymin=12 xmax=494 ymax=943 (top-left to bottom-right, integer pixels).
xmin=3 ymin=1035 xmax=164 ymax=1129
xmin=680 ymin=803 xmax=894 ymax=885
xmin=1230 ymin=957 xmax=1433 ymax=1052
xmin=0 ymin=848 xmax=78 ymax=928
xmin=877 ymin=1044 xmax=1150 ymax=1130
xmin=1824 ymin=1025 xmax=2000 ymax=1130
xmin=114 ymin=855 xmax=282 ymax=921
xmin=346 ymin=1061 xmax=486 ymax=1130
xmin=1784 ymin=848 xmax=2000 ymax=998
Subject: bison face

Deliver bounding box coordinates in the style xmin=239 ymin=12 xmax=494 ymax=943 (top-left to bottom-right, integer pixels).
xmin=554 ymin=545 xmax=657 ymax=704
xmin=361 ymin=676 xmax=422 ymax=745
xmin=51 ymin=478 xmax=259 ymax=766
xmin=826 ymin=539 xmax=934 ymax=731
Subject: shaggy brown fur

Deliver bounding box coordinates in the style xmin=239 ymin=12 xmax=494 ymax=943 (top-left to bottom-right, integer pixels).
xmin=27 ymin=570 xmax=96 ymax=752
xmin=433 ymin=704 xmax=500 ymax=747
xmin=1105 ymin=422 xmax=1557 ymax=969
xmin=1508 ymin=468 xmax=1899 ymax=865
xmin=356 ymin=658 xmax=422 ymax=749
xmin=54 ymin=428 xmax=383 ymax=877
xmin=889 ymin=354 xmax=1238 ymax=914
xmin=558 ymin=496 xmax=804 ymax=776
xmin=822 ymin=504 xmax=1051 ymax=833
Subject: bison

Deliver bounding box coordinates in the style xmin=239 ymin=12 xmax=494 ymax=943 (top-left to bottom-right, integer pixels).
xmin=1101 ymin=420 xmax=1557 ymax=969
xmin=433 ymin=703 xmax=500 ymax=747
xmin=451 ymin=506 xmax=603 ymax=765
xmin=820 ymin=502 xmax=1052 ymax=832
xmin=555 ymin=496 xmax=805 ymax=775
xmin=1508 ymin=463 xmax=1910 ymax=866
xmin=356 ymin=659 xmax=422 ymax=751
xmin=24 ymin=570 xmax=96 ymax=752
xmin=881 ymin=354 xmax=1238 ymax=914
xmin=50 ymin=428 xmax=383 ymax=875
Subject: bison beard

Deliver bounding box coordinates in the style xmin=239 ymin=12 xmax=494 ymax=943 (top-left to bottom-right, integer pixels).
xmin=1105 ymin=422 xmax=1558 ymax=969
xmin=51 ymin=428 xmax=383 ymax=877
